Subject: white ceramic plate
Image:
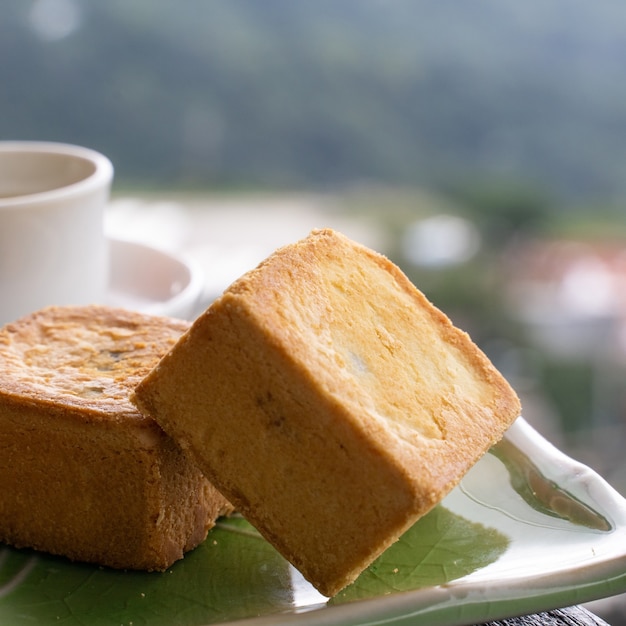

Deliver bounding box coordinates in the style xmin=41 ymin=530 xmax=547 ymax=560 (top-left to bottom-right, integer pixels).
xmin=1 ymin=417 xmax=625 ymax=626
xmin=105 ymin=237 xmax=204 ymax=320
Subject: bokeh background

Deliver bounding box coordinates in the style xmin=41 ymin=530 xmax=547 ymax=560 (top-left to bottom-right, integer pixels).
xmin=3 ymin=1 xmax=626 ymax=621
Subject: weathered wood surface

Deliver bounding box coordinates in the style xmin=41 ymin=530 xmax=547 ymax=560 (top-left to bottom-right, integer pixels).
xmin=482 ymin=605 xmax=610 ymax=626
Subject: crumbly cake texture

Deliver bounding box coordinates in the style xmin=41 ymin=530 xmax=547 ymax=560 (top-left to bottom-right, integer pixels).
xmin=133 ymin=228 xmax=521 ymax=596
xmin=0 ymin=305 xmax=232 ymax=571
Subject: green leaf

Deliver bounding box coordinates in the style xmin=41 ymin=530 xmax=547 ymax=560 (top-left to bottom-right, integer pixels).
xmin=333 ymin=505 xmax=509 ymax=602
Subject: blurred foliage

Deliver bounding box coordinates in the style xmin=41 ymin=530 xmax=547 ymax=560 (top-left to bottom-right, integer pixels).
xmin=542 ymin=207 xmax=626 ymax=241
xmin=541 ymin=359 xmax=594 ymax=436
xmin=4 ymin=0 xmax=626 ymax=203
xmin=444 ymin=179 xmax=554 ymax=242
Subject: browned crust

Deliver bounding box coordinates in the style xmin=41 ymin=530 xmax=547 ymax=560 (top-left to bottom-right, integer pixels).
xmin=0 ymin=305 xmax=232 ymax=571
xmin=0 ymin=305 xmax=189 ymax=419
xmin=134 ymin=229 xmax=520 ymax=594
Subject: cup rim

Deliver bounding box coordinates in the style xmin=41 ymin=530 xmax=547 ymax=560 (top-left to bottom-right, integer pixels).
xmin=0 ymin=141 xmax=114 ymax=208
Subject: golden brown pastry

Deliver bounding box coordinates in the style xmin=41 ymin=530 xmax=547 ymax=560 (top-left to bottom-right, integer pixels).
xmin=133 ymin=229 xmax=521 ymax=595
xmin=0 ymin=305 xmax=232 ymax=571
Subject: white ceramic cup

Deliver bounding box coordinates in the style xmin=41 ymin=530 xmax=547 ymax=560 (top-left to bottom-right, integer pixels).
xmin=0 ymin=141 xmax=113 ymax=326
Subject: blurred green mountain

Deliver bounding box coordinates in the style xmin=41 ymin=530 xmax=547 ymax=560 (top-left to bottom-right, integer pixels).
xmin=3 ymin=0 xmax=626 ymax=201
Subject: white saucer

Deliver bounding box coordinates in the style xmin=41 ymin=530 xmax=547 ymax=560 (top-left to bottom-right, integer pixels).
xmin=105 ymin=237 xmax=204 ymax=320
